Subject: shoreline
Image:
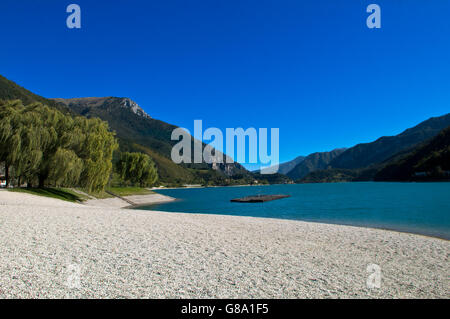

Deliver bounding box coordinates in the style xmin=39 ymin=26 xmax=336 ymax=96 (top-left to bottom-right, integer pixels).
xmin=152 ymin=181 xmax=450 ymax=191
xmin=84 ymin=192 xmax=177 ymax=209
xmin=147 ymin=188 xmax=450 ymax=242
xmin=4 ymin=188 xmax=448 ymax=242
xmin=0 ymin=190 xmax=448 ymax=298
xmin=84 ymin=187 xmax=450 ymax=241
xmin=150 ymin=183 xmax=270 ymax=191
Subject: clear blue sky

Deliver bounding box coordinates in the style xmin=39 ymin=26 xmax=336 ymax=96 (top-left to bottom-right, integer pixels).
xmin=1 ymin=1 xmax=449 ymax=169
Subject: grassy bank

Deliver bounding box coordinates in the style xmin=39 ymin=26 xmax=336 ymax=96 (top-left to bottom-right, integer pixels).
xmin=9 ymin=188 xmax=89 ymax=203
xmin=106 ymin=187 xmax=154 ymax=197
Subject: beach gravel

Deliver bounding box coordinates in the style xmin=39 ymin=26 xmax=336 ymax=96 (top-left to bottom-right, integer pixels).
xmin=0 ymin=190 xmax=448 ymax=298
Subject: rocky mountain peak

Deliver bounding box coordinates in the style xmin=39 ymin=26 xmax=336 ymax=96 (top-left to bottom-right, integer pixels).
xmin=119 ymin=98 xmax=151 ymax=119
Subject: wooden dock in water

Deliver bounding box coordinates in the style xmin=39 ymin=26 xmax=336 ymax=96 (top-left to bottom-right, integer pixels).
xmin=230 ymin=194 xmax=290 ymax=203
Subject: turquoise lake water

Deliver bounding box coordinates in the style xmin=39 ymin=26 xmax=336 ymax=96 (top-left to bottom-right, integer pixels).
xmin=136 ymin=182 xmax=450 ymax=240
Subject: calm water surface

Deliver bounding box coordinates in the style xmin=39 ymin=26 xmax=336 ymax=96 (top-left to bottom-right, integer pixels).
xmin=136 ymin=182 xmax=450 ymax=240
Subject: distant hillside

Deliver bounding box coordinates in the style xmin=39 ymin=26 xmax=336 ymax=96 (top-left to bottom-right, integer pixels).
xmin=329 ymin=113 xmax=450 ymax=169
xmin=299 ymin=168 xmax=360 ymax=183
xmin=53 ymin=97 xmax=250 ymax=184
xmin=54 ymin=97 xmax=176 ymax=156
xmin=375 ymin=126 xmax=450 ymax=181
xmin=252 ymin=172 xmax=293 ymax=184
xmin=298 ymin=167 xmax=378 ymax=183
xmin=0 ymin=74 xmax=253 ymax=186
xmin=297 ymin=113 xmax=450 ymax=183
xmin=0 ymin=75 xmax=70 ymax=114
xmin=277 ymin=156 xmax=306 ymax=175
xmin=286 ymin=148 xmax=346 ymax=180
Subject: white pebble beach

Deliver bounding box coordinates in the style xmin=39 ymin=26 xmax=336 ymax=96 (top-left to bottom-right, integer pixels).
xmin=0 ymin=189 xmax=448 ymax=299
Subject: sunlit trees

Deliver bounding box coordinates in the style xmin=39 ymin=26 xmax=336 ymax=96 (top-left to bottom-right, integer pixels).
xmin=0 ymin=100 xmax=23 ymax=187
xmin=116 ymin=152 xmax=158 ymax=187
xmin=0 ymin=100 xmax=119 ymax=191
xmin=74 ymin=117 xmax=119 ymax=192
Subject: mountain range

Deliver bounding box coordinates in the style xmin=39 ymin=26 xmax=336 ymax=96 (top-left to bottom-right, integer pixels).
xmin=0 ymin=75 xmax=252 ymax=186
xmin=0 ymin=75 xmax=70 ymax=114
xmin=2 ymin=73 xmax=449 ymax=185
xmin=374 ymin=126 xmax=450 ymax=181
xmin=286 ymin=149 xmax=347 ymax=180
xmin=328 ymin=113 xmax=450 ymax=170
xmin=276 ymin=156 xmax=306 ymax=175
xmin=280 ymin=113 xmax=450 ymax=182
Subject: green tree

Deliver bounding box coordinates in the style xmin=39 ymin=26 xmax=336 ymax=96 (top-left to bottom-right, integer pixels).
xmin=0 ymin=100 xmax=24 ymax=187
xmin=74 ymin=117 xmax=118 ymax=192
xmin=47 ymin=148 xmax=83 ymax=187
xmin=0 ymin=100 xmax=118 ymax=191
xmin=116 ymin=152 xmax=158 ymax=187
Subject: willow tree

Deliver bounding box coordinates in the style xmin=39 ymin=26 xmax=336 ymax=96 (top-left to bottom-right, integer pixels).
xmin=73 ymin=117 xmax=118 ymax=192
xmin=116 ymin=152 xmax=158 ymax=187
xmin=0 ymin=100 xmax=118 ymax=191
xmin=47 ymin=148 xmax=83 ymax=187
xmin=0 ymin=100 xmax=24 ymax=187
xmin=9 ymin=108 xmax=44 ymax=186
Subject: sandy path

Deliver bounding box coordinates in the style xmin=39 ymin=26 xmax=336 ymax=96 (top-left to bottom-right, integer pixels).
xmin=0 ymin=190 xmax=448 ymax=298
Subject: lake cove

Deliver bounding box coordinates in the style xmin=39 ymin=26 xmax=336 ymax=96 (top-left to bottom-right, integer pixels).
xmin=140 ymin=182 xmax=450 ymax=240
xmin=181 ymin=303 xmax=215 ymax=317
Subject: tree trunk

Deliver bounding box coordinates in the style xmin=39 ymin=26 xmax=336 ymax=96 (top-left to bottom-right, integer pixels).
xmin=38 ymin=175 xmax=45 ymax=188
xmin=5 ymin=163 xmax=9 ymax=188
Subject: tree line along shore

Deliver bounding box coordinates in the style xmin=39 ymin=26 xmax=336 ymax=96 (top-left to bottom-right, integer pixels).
xmin=0 ymin=100 xmax=158 ymax=195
